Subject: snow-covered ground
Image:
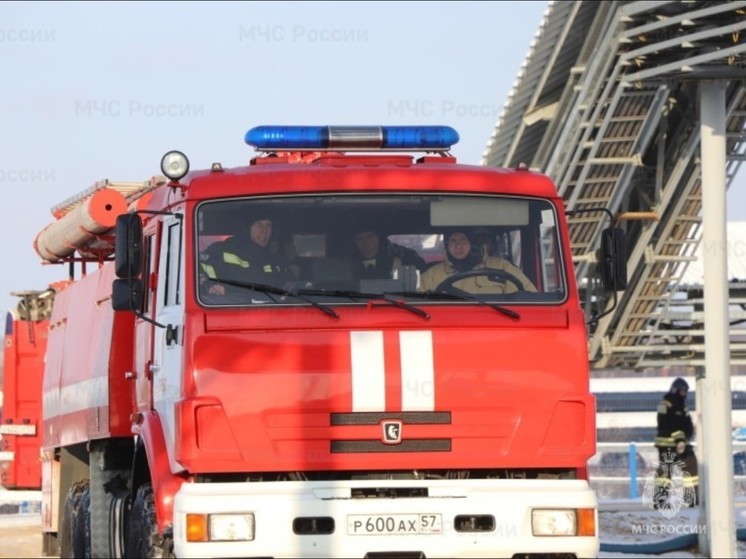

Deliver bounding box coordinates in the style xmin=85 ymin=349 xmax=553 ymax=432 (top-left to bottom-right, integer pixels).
xmin=599 ymin=501 xmax=746 ymax=558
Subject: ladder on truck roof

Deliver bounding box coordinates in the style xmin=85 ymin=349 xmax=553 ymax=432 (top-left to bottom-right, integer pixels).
xmin=50 ymin=176 xmax=166 ymax=219
xmin=34 ymin=175 xmax=166 ymax=265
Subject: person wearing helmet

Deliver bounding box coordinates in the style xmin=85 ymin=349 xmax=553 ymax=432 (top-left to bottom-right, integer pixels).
xmin=418 ymin=230 xmax=536 ymax=294
xmin=201 ymin=214 xmax=288 ymax=298
xmin=652 ymin=377 xmax=698 ymax=508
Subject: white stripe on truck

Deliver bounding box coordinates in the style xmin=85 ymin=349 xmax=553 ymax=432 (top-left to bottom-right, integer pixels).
xmin=350 ymin=330 xmax=435 ymax=412
xmin=400 ymin=330 xmax=435 ymax=411
xmin=350 ymin=331 xmax=386 ymax=412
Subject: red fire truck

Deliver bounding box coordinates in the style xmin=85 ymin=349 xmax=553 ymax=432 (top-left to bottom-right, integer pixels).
xmin=1 ymin=289 xmax=55 ymax=490
xmin=37 ymin=126 xmax=626 ymax=558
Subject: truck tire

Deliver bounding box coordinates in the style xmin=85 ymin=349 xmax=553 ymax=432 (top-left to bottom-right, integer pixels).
xmin=125 ymin=483 xmax=175 ymax=558
xmin=59 ymin=486 xmax=76 ymax=558
xmin=59 ymin=479 xmax=91 ymax=559
xmin=78 ymin=482 xmax=92 ymax=559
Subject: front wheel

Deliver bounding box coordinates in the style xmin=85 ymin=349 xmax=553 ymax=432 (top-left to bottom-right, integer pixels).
xmin=125 ymin=483 xmax=174 ymax=558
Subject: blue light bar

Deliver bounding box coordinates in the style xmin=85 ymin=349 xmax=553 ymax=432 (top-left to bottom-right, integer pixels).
xmin=245 ymin=125 xmax=459 ymax=151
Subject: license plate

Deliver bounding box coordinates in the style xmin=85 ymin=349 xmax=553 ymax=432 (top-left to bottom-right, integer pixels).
xmin=348 ymin=514 xmax=442 ymax=535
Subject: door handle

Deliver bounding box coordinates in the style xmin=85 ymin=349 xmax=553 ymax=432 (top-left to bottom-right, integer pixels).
xmin=166 ymin=324 xmax=179 ymax=346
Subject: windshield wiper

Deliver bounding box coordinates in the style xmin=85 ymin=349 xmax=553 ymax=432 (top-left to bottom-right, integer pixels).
xmin=397 ymin=290 xmax=521 ymax=320
xmin=297 ymin=289 xmax=430 ymax=320
xmin=206 ymin=279 xmax=339 ymax=319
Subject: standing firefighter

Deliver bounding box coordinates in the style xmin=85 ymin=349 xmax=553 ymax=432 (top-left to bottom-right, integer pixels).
xmin=653 ymin=377 xmax=699 ymax=508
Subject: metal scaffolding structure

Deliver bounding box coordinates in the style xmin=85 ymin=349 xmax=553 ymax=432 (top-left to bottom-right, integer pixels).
xmin=482 ymin=0 xmax=746 ymax=369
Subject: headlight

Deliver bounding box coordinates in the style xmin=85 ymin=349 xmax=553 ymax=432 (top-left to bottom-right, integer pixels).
xmin=186 ymin=513 xmax=255 ymax=542
xmin=532 ymin=509 xmax=576 ymax=536
xmin=161 ymin=150 xmax=190 ymax=181
xmin=210 ymin=513 xmax=255 ymax=541
xmin=532 ymin=508 xmax=595 ymax=537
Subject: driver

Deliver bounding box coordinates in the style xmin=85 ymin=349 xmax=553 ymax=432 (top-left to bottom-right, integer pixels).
xmin=419 ymin=230 xmax=536 ymax=294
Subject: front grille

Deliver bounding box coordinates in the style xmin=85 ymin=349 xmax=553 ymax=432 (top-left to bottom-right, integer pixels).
xmin=331 ymin=439 xmax=451 ymax=453
xmin=331 ymin=412 xmax=451 ymax=426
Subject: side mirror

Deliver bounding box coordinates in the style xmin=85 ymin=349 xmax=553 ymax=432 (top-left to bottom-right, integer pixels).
xmin=599 ymin=227 xmax=627 ymax=292
xmin=115 ymin=214 xmax=143 ymax=279
xmin=112 ymin=278 xmax=143 ymax=311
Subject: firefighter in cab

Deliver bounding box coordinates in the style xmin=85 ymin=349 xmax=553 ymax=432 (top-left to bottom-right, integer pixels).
xmin=201 ymin=213 xmax=288 ymax=297
xmin=653 ymin=377 xmax=699 ymax=507
xmin=351 ymin=225 xmax=426 ymax=281
xmin=419 ymin=230 xmax=536 ymax=294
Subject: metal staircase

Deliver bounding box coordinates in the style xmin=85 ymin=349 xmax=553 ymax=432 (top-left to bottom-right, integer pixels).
xmin=482 ymin=0 xmax=746 ymax=368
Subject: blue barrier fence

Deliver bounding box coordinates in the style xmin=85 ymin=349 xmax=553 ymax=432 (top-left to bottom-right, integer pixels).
xmin=592 ymin=441 xmax=746 ymax=500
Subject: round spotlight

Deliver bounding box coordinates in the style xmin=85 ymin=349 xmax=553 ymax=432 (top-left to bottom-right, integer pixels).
xmin=160 ymin=150 xmax=190 ymax=181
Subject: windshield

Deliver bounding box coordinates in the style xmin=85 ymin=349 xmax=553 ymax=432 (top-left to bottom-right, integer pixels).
xmin=196 ymin=194 xmax=566 ymax=307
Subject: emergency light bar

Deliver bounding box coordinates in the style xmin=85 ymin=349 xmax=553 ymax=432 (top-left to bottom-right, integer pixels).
xmin=245 ymin=125 xmax=459 ymax=152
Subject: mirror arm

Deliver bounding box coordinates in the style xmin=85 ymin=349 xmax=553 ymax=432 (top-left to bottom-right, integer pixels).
xmin=588 ymin=289 xmax=617 ymax=326
xmin=134 ymin=309 xmax=166 ymax=329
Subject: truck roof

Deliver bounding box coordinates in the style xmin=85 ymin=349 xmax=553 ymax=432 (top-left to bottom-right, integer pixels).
xmin=163 ymin=156 xmax=560 ymax=206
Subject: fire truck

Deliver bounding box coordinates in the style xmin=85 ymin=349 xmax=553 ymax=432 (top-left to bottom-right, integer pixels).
xmin=1 ymin=289 xmax=55 ymax=490
xmin=37 ymin=126 xmax=626 ymax=558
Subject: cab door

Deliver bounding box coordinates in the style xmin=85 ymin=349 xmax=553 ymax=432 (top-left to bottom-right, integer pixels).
xmin=151 ymin=213 xmax=185 ymax=471
xmin=133 ymin=232 xmax=157 ymax=413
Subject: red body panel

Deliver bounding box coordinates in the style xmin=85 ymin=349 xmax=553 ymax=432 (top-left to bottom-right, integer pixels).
xmin=173 ymin=303 xmax=594 ymax=473
xmin=1 ymin=313 xmax=48 ymax=489
xmin=42 ymin=265 xmax=134 ymax=449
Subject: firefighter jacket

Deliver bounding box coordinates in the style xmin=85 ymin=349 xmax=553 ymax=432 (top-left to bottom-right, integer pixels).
xmin=419 ymin=255 xmax=537 ymax=294
xmin=654 ymin=391 xmax=694 ymax=449
xmin=200 ymin=235 xmax=287 ymax=288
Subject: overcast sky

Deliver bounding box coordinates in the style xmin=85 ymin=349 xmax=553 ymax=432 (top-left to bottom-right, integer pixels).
xmin=0 ymin=1 xmax=743 ymax=316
